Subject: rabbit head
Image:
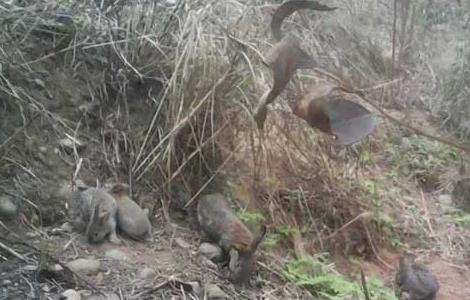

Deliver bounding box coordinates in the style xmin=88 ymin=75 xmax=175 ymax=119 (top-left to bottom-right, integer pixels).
xmin=87 ymin=204 xmax=112 ymax=244
xmin=229 ymin=225 xmax=267 ymax=285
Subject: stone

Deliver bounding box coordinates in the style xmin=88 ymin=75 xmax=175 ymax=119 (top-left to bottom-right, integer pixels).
xmin=61 ymin=289 xmax=81 ymax=300
xmin=58 ymin=137 xmax=85 ymax=153
xmin=400 ymin=137 xmax=412 ymax=152
xmin=60 ymin=222 xmax=73 ymax=232
xmin=137 ymin=267 xmax=157 ymax=280
xmin=438 ymin=194 xmax=452 ymax=206
xmin=0 ymin=195 xmax=17 ymax=220
xmin=23 ymin=265 xmax=38 ymax=271
xmin=105 ymin=249 xmax=128 ymax=261
xmin=2 ymin=279 xmax=11 ymax=286
xmin=198 ymin=243 xmax=223 ymax=262
xmin=206 ymin=284 xmax=229 ymax=299
xmin=188 ymin=281 xmax=201 ymax=296
xmin=66 ymin=258 xmax=100 ymax=276
xmin=42 ymin=284 xmax=51 ymax=292
xmin=174 ymin=238 xmax=191 ymax=249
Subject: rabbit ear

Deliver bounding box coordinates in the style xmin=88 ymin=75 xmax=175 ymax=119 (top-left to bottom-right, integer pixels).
xmin=228 ymin=249 xmax=240 ymax=272
xmin=250 ymin=225 xmax=267 ymax=252
xmin=98 ymin=208 xmax=109 ymax=220
xmin=93 ymin=204 xmax=101 ymax=221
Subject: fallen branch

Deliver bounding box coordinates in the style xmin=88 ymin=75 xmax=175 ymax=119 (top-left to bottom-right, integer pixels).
xmin=0 ymin=240 xmax=27 ymax=261
xmin=336 ymin=85 xmax=470 ymax=153
xmin=0 ymin=235 xmax=104 ymax=296
xmin=310 ymin=67 xmax=470 ymax=152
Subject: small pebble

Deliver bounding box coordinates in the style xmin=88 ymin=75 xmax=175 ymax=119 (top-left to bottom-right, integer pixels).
xmin=60 ymin=222 xmax=74 ymax=232
xmin=2 ymin=279 xmax=11 ymax=286
xmin=26 ymin=231 xmax=39 ymax=238
xmin=42 ymin=284 xmax=50 ymax=292
xmin=105 ymin=249 xmax=128 ymax=261
xmin=66 ymin=258 xmax=101 ymax=276
xmin=174 ymin=238 xmax=191 ymax=249
xmin=198 ymin=243 xmax=223 ymax=262
xmin=138 ymin=267 xmax=157 ymax=280
xmin=188 ymin=281 xmax=201 ymax=296
xmin=206 ymin=284 xmax=229 ymax=299
xmin=61 ymin=289 xmax=81 ymax=300
xmin=23 ymin=265 xmax=38 ymax=271
xmin=438 ymin=194 xmax=452 ymax=206
xmin=0 ymin=195 xmax=17 ymax=220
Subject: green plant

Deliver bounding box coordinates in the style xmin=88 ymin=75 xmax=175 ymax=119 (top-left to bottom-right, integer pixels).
xmin=366 ymin=275 xmax=399 ymax=300
xmin=237 ymin=209 xmax=266 ymax=226
xmin=277 ymin=225 xmax=302 ymax=239
xmin=444 ymin=208 xmax=470 ymax=228
xmin=283 ymin=254 xmax=359 ymax=299
xmin=263 ymin=233 xmax=282 ymax=249
xmin=282 ymin=254 xmax=398 ymax=300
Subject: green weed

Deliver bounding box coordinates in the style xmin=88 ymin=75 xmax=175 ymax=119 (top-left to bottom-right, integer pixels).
xmin=282 ymin=254 xmax=398 ymax=300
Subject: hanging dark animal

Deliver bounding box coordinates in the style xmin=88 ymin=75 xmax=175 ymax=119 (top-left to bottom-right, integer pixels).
xmin=254 ymin=0 xmax=377 ymax=145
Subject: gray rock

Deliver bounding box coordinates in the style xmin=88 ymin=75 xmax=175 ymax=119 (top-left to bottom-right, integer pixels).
xmin=438 ymin=194 xmax=452 ymax=206
xmin=66 ymin=258 xmax=100 ymax=276
xmin=198 ymin=243 xmax=223 ymax=262
xmin=174 ymin=238 xmax=191 ymax=249
xmin=206 ymin=284 xmax=228 ymax=299
xmin=0 ymin=195 xmax=17 ymax=220
xmin=188 ymin=281 xmax=201 ymax=296
xmin=2 ymin=279 xmax=12 ymax=286
xmin=23 ymin=265 xmax=38 ymax=271
xmin=61 ymin=289 xmax=81 ymax=300
xmin=60 ymin=222 xmax=74 ymax=233
xmin=58 ymin=137 xmax=85 ymax=153
xmin=42 ymin=284 xmax=51 ymax=292
xmin=400 ymin=137 xmax=412 ymax=151
xmin=137 ymin=267 xmax=156 ymax=280
xmin=105 ymin=249 xmax=128 ymax=261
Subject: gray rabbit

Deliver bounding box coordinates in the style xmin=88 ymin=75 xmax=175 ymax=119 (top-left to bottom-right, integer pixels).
xmin=105 ymin=183 xmax=152 ymax=241
xmin=395 ymin=252 xmax=439 ymax=300
xmin=197 ymin=193 xmax=266 ymax=285
xmin=64 ymin=184 xmax=121 ymax=244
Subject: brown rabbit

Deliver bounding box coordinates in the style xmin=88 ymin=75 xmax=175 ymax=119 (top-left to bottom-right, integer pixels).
xmin=197 ymin=193 xmax=267 ymax=285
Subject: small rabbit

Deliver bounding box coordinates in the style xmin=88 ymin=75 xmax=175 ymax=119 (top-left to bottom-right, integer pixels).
xmin=64 ymin=184 xmax=121 ymax=245
xmin=105 ymin=183 xmax=152 ymax=241
xmin=395 ymin=252 xmax=439 ymax=300
xmin=197 ymin=193 xmax=266 ymax=285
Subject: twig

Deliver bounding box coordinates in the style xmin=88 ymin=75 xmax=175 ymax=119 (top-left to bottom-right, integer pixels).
xmin=360 ymin=267 xmax=371 ymax=300
xmin=334 ymin=86 xmax=470 ymax=153
xmin=183 ymin=144 xmax=242 ymax=209
xmin=0 ymin=113 xmax=40 ymax=152
xmin=324 ymin=212 xmax=372 ymax=240
xmin=419 ymin=191 xmax=435 ymax=238
xmin=0 ymin=236 xmax=104 ymax=296
xmin=364 ymin=225 xmax=393 ymax=270
xmin=0 ymin=240 xmax=27 ymax=261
